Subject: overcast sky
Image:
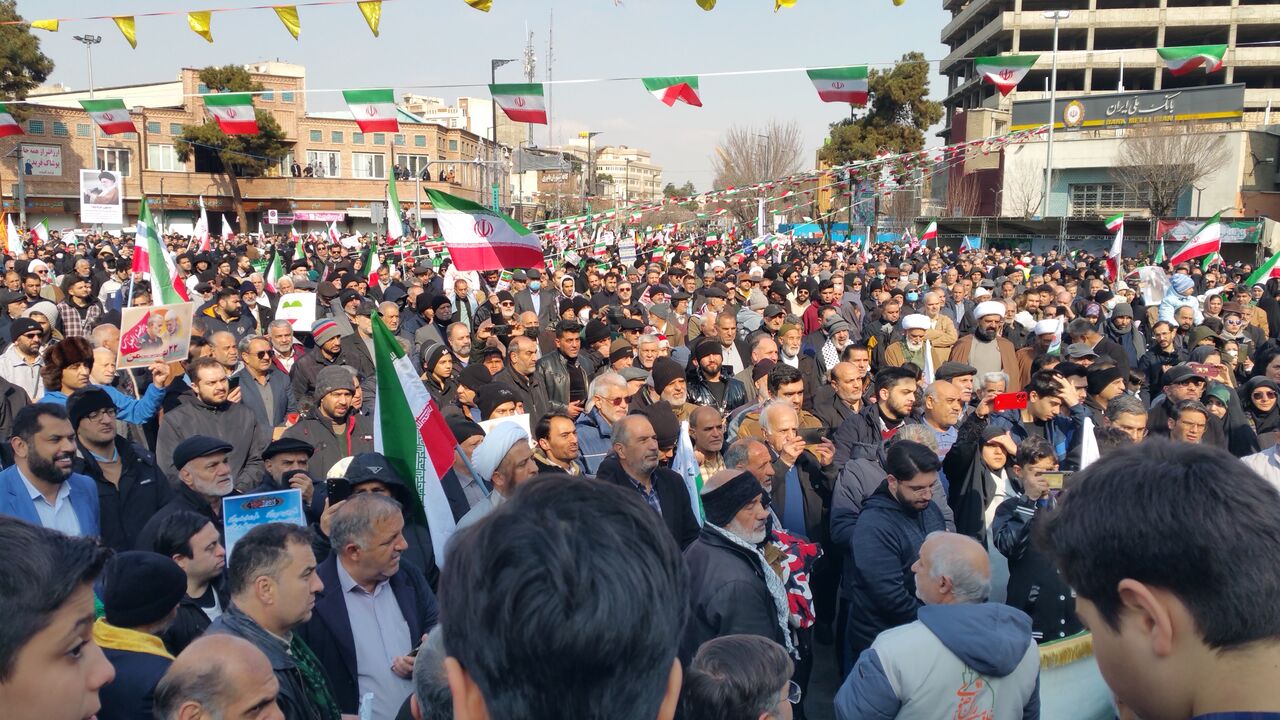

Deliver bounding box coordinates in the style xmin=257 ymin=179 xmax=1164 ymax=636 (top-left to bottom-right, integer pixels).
xmin=21 ymin=0 xmax=951 ymax=190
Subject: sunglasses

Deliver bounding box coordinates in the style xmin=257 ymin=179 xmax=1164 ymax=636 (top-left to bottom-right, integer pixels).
xmin=253 ymin=350 xmax=271 ymax=359
xmin=1253 ymin=391 xmax=1277 ymax=400
xmin=598 ymin=395 xmax=628 ymax=406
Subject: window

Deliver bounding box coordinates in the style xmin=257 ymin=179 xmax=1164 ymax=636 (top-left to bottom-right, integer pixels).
xmin=52 ymin=122 xmax=68 ymax=137
xmin=414 ymin=135 xmax=426 ymax=147
xmin=396 ymin=154 xmax=431 ymax=178
xmin=97 ymin=148 xmax=131 ymax=176
xmin=262 ymin=90 xmax=274 ymax=102
xmin=27 ymin=120 xmax=43 ymax=134
xmin=352 ymin=152 xmax=385 ymax=179
xmin=331 ymin=131 xmax=343 ymax=143
xmin=305 ymin=150 xmax=341 ymax=178
xmin=373 ymin=133 xmax=386 ymax=145
xmin=278 ymin=151 xmax=295 ymax=176
xmin=170 ymin=123 xmax=183 ymax=135
xmin=353 ymin=132 xmax=365 ymax=145
xmin=197 ymin=83 xmax=209 ymax=94
xmin=281 ymin=91 xmax=295 ymax=102
xmin=147 ymin=144 xmax=183 ymax=172
xmin=448 ymin=139 xmax=458 ymax=151
xmin=310 ymin=130 xmax=322 ymax=142
xmin=76 ymin=123 xmax=90 ymax=137
xmin=394 ymin=134 xmax=405 ymax=146
xmin=1069 ymin=182 xmax=1151 ymax=216
xmin=146 ymin=121 xmax=161 ymax=133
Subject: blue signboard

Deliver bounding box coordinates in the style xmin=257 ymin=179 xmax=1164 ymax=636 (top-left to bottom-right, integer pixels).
xmin=223 ymin=489 xmax=307 ymax=558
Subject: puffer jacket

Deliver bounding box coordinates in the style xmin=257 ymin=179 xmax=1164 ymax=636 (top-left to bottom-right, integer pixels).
xmin=574 ymin=408 xmax=614 ymax=475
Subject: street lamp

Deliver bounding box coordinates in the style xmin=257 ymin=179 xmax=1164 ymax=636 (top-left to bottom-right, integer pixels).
xmin=579 ymin=130 xmax=602 ymax=212
xmin=623 ymin=157 xmax=634 ymax=204
xmin=489 ymin=58 xmax=517 ymax=211
xmin=1040 ymin=10 xmax=1070 ymax=218
xmin=754 ymin=133 xmax=771 ymax=181
xmin=74 ymin=34 xmax=103 ymax=169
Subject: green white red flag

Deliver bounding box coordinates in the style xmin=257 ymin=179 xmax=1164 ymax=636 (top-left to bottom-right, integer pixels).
xmin=671 ymin=421 xmax=704 ymax=525
xmin=921 ymin=220 xmax=937 ymax=246
xmin=264 ymin=247 xmax=285 ymax=293
xmin=1158 ymin=45 xmax=1227 ymax=76
xmin=79 ymin=99 xmax=136 ymax=135
xmin=372 ymin=312 xmax=458 ymax=567
xmin=806 ymin=66 xmax=868 ymax=105
xmin=203 ymin=93 xmax=258 ymax=134
xmin=1245 ymin=248 xmax=1280 ymax=287
xmin=489 ymin=83 xmax=548 ymax=124
xmin=426 ymin=188 xmax=543 ymax=271
xmin=1105 ymin=213 xmax=1124 ymax=281
xmin=642 ymin=76 xmax=702 ymax=107
xmin=364 ymin=243 xmax=382 ymax=286
xmin=974 ymin=55 xmax=1040 ymax=96
xmin=386 ymin=171 xmax=404 ymax=240
xmin=0 ymin=103 xmax=22 ymax=138
xmin=133 ymin=199 xmax=189 ymax=304
xmin=195 ymin=197 xmax=211 ymax=251
xmin=342 ymin=88 xmax=399 ymax=132
xmin=30 ymin=218 xmax=49 ymax=245
xmin=1167 ymin=212 xmax=1223 ymax=266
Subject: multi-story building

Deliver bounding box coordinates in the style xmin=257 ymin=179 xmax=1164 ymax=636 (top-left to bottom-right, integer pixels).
xmin=595 ymin=146 xmax=664 ymax=203
xmin=1 ymin=61 xmax=506 ymax=235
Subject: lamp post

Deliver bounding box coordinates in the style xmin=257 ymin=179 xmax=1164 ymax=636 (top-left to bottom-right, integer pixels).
xmin=579 ymin=130 xmax=602 ymax=212
xmin=1040 ymin=10 xmax=1070 ymax=218
xmin=490 ymin=58 xmax=517 ymax=211
xmin=74 ymin=34 xmax=103 ymax=169
xmin=623 ymin=157 xmax=634 ymax=204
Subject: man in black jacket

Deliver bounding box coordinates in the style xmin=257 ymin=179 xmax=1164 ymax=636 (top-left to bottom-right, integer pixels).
xmin=68 ymin=386 xmax=170 ymax=552
xmin=297 ymin=493 xmax=438 ymax=719
xmin=680 ymin=469 xmax=787 ymax=664
xmin=149 ymin=510 xmax=229 ymax=655
xmin=594 ymin=414 xmax=699 ymax=549
xmin=686 ymin=337 xmax=748 ymax=415
xmin=492 ymin=334 xmax=552 ymax=425
xmin=832 ymin=365 xmax=919 ymax=469
xmin=536 ymin=320 xmax=592 ymax=420
xmin=812 ymin=361 xmax=864 ymax=431
xmin=135 ymin=435 xmax=239 ymax=552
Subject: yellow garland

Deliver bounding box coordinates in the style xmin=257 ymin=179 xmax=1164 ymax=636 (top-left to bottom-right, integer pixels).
xmin=1038 ymin=631 xmax=1093 ymax=669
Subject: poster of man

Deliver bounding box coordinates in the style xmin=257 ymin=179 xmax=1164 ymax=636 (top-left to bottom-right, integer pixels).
xmin=117 ymin=302 xmax=194 ymax=368
xmin=79 ymin=169 xmax=123 ymax=224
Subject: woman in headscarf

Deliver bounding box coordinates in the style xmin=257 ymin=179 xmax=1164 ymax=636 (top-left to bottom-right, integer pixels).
xmin=1241 ymin=376 xmax=1280 ymax=449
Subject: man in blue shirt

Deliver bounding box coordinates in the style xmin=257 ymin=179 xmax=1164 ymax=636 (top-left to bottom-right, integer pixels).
xmin=0 ymin=404 xmax=99 ymax=536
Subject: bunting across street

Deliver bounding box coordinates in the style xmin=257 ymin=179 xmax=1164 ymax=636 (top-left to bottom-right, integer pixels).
xmin=974 ymin=54 xmax=1040 ymax=96
xmin=79 ymin=99 xmax=137 ymax=135
xmin=489 ymin=83 xmax=548 ymax=124
xmin=1158 ymin=44 xmax=1228 ymax=76
xmin=342 ymin=88 xmax=399 ymax=132
xmin=642 ymin=76 xmax=703 ymax=107
xmin=0 ymin=103 xmax=22 ymax=137
xmin=806 ymin=66 xmax=869 ymax=105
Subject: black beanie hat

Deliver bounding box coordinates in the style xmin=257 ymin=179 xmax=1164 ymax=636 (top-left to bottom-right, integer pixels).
xmin=651 ymin=357 xmax=684 ymax=395
xmin=457 ymin=363 xmax=492 ymax=390
xmin=447 ymin=416 xmax=485 ymax=444
xmin=693 ymin=337 xmax=723 ymax=362
xmin=67 ymin=386 xmax=115 ymax=429
xmin=1086 ymin=365 xmax=1126 ymax=397
xmin=101 ymin=551 xmax=187 ymax=629
xmin=634 ymin=401 xmax=679 ymax=450
xmin=701 ymin=470 xmax=767 ymax=527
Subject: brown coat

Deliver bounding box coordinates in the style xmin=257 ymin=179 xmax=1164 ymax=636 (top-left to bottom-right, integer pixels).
xmin=949 ymin=334 xmax=1024 ymax=391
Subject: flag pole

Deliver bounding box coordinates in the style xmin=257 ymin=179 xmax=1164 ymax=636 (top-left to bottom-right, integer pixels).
xmin=453 ymin=445 xmax=490 ymax=497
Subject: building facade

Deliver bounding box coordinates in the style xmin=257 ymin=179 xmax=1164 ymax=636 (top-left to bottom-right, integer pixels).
xmin=1 ymin=62 xmax=506 ymax=235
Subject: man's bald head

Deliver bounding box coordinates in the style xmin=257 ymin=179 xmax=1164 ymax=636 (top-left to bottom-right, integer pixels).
xmin=153 ymin=634 xmax=282 ymax=720
xmin=914 ymin=532 xmax=991 ymax=606
xmin=690 ymin=405 xmax=721 ymax=428
xmin=831 ymin=361 xmax=856 ymax=383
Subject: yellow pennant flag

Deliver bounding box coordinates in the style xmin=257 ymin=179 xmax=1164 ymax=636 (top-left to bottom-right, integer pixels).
xmin=274 ymin=6 xmax=301 ymax=39
xmin=774 ymin=0 xmax=797 ymax=9
xmin=188 ymin=11 xmax=214 ymax=43
xmin=465 ymin=0 xmax=493 ymax=10
xmin=113 ymin=16 xmax=137 ymax=48
xmin=696 ymin=0 xmax=716 ymax=9
xmin=31 ymin=19 xmax=59 ymax=32
xmin=357 ymin=1 xmax=381 ymax=36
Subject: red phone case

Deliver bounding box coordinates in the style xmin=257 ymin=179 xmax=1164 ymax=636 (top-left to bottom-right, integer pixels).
xmin=992 ymin=392 xmax=1028 ymax=411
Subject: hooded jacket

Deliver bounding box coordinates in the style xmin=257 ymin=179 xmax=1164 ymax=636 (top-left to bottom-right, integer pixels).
xmin=834 ymin=603 xmax=1041 ymax=720
xmin=1104 ymin=316 xmax=1147 ymax=368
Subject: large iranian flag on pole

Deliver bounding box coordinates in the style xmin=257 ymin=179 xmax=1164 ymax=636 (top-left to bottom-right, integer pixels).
xmin=364 ymin=243 xmax=382 ymax=286
xmin=921 ymin=220 xmax=938 ymax=246
xmin=489 ymin=83 xmax=548 ymax=124
xmin=264 ymin=248 xmax=285 ymax=293
xmin=372 ymin=312 xmax=458 ymax=567
xmin=386 ymin=171 xmax=404 ymax=240
xmin=79 ymin=99 xmax=136 ymax=135
xmin=0 ymin=103 xmax=23 ymax=138
xmin=426 ymin=188 xmax=543 ymax=271
xmin=1245 ymin=248 xmax=1280 ymax=287
xmin=203 ymin=93 xmax=259 ymax=134
xmin=1105 ymin=213 xmax=1124 ymax=281
xmin=974 ymin=55 xmax=1040 ymax=96
xmin=806 ymin=66 xmax=869 ymax=105
xmin=1167 ymin=211 xmax=1223 ymax=266
xmin=1158 ymin=45 xmax=1227 ymax=76
xmin=133 ymin=199 xmax=189 ymax=304
xmin=342 ymin=88 xmax=399 ymax=132
xmin=642 ymin=76 xmax=702 ymax=107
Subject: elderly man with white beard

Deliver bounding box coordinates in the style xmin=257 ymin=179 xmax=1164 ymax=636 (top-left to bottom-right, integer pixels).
xmin=679 ymin=468 xmax=792 ymax=666
xmin=884 ymin=314 xmax=932 ymax=370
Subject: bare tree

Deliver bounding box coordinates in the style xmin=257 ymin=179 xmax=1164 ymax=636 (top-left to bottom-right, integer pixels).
xmin=711 ymin=120 xmax=806 ymax=226
xmin=946 ymin=173 xmax=982 ymax=217
xmin=1003 ymin=165 xmax=1050 ymax=218
xmin=1112 ymin=126 xmax=1229 ymax=217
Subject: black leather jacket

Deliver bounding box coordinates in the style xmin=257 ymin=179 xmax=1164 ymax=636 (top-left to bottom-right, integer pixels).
xmin=686 ymin=364 xmax=748 ymax=414
xmin=536 ymin=350 xmax=595 ymax=413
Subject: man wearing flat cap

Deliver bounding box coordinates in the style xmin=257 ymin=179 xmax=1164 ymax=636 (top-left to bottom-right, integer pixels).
xmin=948 ymin=300 xmax=1023 ymax=390
xmin=135 ymin=434 xmax=238 ymax=551
xmin=680 ymin=469 xmax=789 ymax=665
xmin=249 ymin=437 xmax=322 ymax=522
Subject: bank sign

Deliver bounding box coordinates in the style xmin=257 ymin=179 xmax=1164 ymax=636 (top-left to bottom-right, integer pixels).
xmin=1011 ymin=84 xmax=1245 ymax=132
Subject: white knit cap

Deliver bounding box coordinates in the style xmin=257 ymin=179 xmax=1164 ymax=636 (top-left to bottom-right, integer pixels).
xmin=901 ymin=313 xmax=930 ymax=331
xmin=974 ymin=300 xmax=1006 ymax=319
xmin=471 ymin=422 xmax=529 ymax=483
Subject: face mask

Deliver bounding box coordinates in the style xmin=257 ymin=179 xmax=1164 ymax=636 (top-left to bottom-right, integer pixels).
xmin=529 ymin=281 xmax=541 ymax=292
xmin=525 ymin=329 xmax=539 ymax=339
xmin=906 ymin=292 xmax=919 ymax=303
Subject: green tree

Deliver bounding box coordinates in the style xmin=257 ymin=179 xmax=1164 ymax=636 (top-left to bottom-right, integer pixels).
xmin=174 ymin=65 xmax=291 ymax=228
xmin=663 ymin=180 xmax=696 ymax=198
xmin=0 ymin=1 xmax=55 ymax=119
xmin=818 ymin=52 xmax=943 ymax=167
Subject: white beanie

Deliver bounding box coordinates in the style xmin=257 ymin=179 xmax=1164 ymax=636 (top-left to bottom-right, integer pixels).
xmin=974 ymin=300 xmax=1006 ymax=320
xmin=471 ymin=422 xmax=529 ymax=483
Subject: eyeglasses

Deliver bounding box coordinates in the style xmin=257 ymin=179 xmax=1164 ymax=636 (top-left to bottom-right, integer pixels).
xmin=598 ymin=395 xmax=628 ymax=406
xmin=786 ymin=681 xmax=802 ymax=705
xmin=253 ymin=350 xmax=271 ymax=359
xmin=1253 ymin=391 xmax=1277 ymax=400
xmin=86 ymin=407 xmax=117 ymax=422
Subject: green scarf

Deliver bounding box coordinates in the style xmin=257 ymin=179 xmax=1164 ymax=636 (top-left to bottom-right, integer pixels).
xmin=290 ymin=633 xmax=341 ymax=720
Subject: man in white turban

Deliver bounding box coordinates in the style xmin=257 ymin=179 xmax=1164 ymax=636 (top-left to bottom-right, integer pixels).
xmin=456 ymin=422 xmax=537 ymax=529
xmin=947 ymin=300 xmax=1023 ymax=390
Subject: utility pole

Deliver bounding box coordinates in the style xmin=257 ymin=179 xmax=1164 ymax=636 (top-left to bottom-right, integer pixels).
xmin=74 ymin=34 xmax=102 ymax=169
xmin=579 ymin=131 xmax=601 ymax=213
xmin=490 ymin=58 xmax=517 ymax=212
xmin=1040 ymin=10 xmax=1070 ymax=218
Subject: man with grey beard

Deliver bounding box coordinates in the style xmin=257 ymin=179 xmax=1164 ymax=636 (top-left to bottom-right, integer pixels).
xmin=679 ymin=468 xmax=791 ymax=665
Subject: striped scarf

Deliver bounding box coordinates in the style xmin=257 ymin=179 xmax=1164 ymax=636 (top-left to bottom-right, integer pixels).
xmin=290 ymin=634 xmax=341 ymax=720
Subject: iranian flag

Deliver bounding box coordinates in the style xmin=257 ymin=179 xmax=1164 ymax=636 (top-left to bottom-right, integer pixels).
xmin=921 ymin=220 xmax=938 ymax=246
xmin=386 ymin=171 xmax=404 ymax=240
xmin=372 ymin=312 xmax=458 ymax=567
xmin=264 ymin=247 xmax=285 ymax=293
xmin=1158 ymin=45 xmax=1227 ymax=76
xmin=1154 ymin=236 xmax=1165 ymax=264
xmin=79 ymin=99 xmax=136 ymax=135
xmin=203 ymin=93 xmax=259 ymax=135
xmin=133 ymin=199 xmax=189 ymax=304
xmin=327 ymin=221 xmax=341 ymax=245
xmin=30 ymin=218 xmax=49 ymax=245
xmin=489 ymin=83 xmax=548 ymax=124
xmin=671 ymin=421 xmax=705 ymax=525
xmin=1245 ymin=248 xmax=1280 ymax=287
xmin=1167 ymin=211 xmax=1223 ymax=266
xmin=194 ymin=197 xmax=211 ymax=251
xmin=342 ymin=88 xmax=399 ymax=132
xmin=806 ymin=66 xmax=869 ymax=105
xmin=642 ymin=76 xmax=702 ymax=107
xmin=364 ymin=243 xmax=382 ymax=286
xmin=220 ymin=214 xmax=235 ymax=241
xmin=426 ymin=188 xmax=543 ymax=271
xmin=1105 ymin=213 xmax=1124 ymax=281
xmin=974 ymin=55 xmax=1040 ymax=96
xmin=0 ymin=103 xmax=22 ymax=138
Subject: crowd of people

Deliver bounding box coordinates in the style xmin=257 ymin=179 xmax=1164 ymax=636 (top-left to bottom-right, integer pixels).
xmin=0 ymin=225 xmax=1279 ymax=720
